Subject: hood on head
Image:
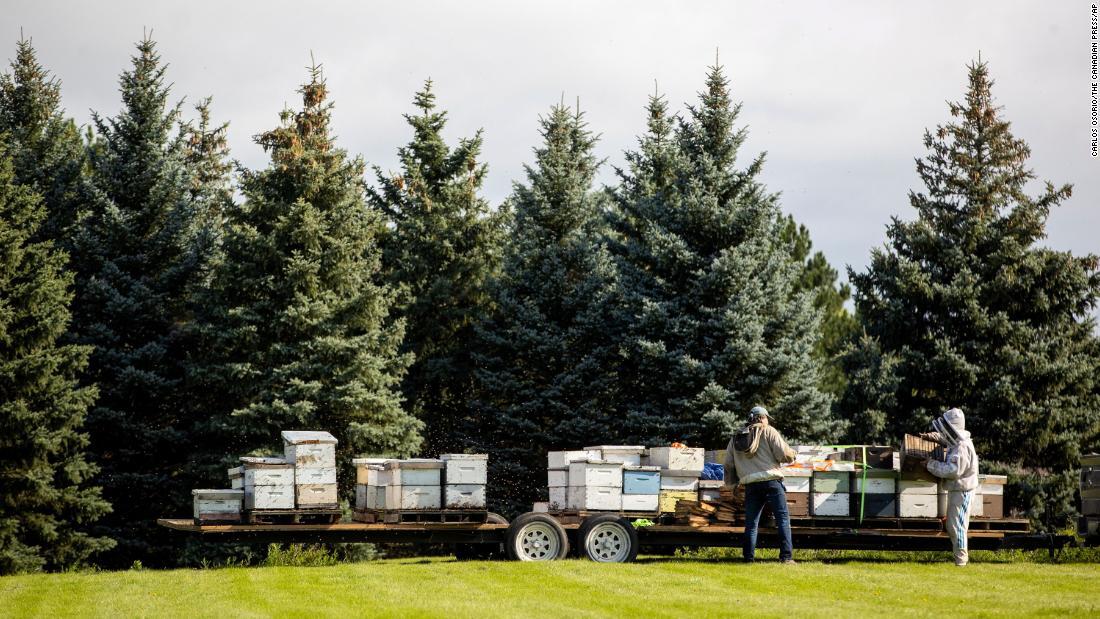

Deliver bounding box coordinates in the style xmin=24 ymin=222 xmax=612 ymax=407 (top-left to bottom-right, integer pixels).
xmin=933 ymin=407 xmax=971 ymax=445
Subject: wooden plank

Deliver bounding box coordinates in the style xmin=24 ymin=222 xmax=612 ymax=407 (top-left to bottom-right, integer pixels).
xmin=157 ymin=518 xmax=508 ymax=533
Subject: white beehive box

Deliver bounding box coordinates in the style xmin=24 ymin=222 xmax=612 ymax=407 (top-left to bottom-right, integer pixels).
xmin=444 ymin=484 xmax=486 ymax=509
xmin=547 ymin=450 xmax=601 ymax=469
xmin=440 ymin=453 xmax=488 ymax=485
xmin=780 ymin=468 xmax=812 ymax=493
xmin=585 ymin=445 xmax=645 ymax=466
xmin=568 ymin=461 xmax=623 ymax=487
xmin=979 ymin=474 xmax=1007 ymax=495
xmin=228 ymin=466 xmax=243 ymax=489
xmin=568 ymin=486 xmax=622 ymax=511
xmin=296 ymin=483 xmax=338 ymax=508
xmin=193 ymin=489 xmax=243 ymax=519
xmin=355 ymin=484 xmax=386 ymax=510
xmin=646 ymin=447 xmax=704 ymax=472
xmin=245 ymin=485 xmax=295 ymax=510
xmin=532 ymin=502 xmax=550 ymax=513
xmin=659 ymin=471 xmax=699 ymax=491
xmin=622 ymin=494 xmax=659 ymax=512
xmin=353 ymin=457 xmax=391 ymax=484
xmin=386 ymin=484 xmax=442 ymax=510
xmin=245 ymin=466 xmax=294 ymax=487
xmin=547 ymin=469 xmax=569 ymax=487
xmin=385 ymin=459 xmax=443 ymax=485
xmin=295 ymin=467 xmax=337 ymax=485
xmin=851 ymin=472 xmax=897 ymax=494
xmin=898 ymin=494 xmax=938 ymax=518
xmin=898 ymin=478 xmax=939 ymax=495
xmin=281 ymin=430 xmax=337 ymax=468
xmin=812 ymin=492 xmax=849 ymax=516
xmin=548 ymin=486 xmax=568 ymax=510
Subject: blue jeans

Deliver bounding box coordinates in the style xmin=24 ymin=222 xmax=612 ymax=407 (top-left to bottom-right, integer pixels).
xmin=742 ymin=479 xmax=793 ymax=561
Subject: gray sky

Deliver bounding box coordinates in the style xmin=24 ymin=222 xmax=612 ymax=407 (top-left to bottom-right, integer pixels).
xmin=6 ymin=0 xmax=1098 ymax=290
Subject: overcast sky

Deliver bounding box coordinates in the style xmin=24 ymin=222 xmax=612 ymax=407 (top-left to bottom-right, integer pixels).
xmin=6 ymin=1 xmax=1097 ymax=289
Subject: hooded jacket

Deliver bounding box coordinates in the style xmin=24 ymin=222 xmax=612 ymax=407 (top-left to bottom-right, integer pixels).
xmin=724 ymin=423 xmax=797 ymax=485
xmin=924 ymin=408 xmax=979 ymax=492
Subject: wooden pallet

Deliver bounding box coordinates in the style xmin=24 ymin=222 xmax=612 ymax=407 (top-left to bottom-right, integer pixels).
xmin=245 ymin=508 xmax=342 ymax=525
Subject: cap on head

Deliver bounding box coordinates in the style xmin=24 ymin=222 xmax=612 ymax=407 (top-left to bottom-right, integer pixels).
xmin=749 ymin=406 xmax=770 ymax=420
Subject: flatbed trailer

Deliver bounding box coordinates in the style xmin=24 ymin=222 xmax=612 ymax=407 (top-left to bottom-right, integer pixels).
xmin=158 ymin=512 xmax=1071 ymax=563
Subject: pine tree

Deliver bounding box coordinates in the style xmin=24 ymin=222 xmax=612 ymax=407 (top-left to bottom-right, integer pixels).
xmin=369 ymin=81 xmax=506 ymax=454
xmin=474 ymin=103 xmax=621 ymax=515
xmin=0 ymin=142 xmax=112 ymax=574
xmin=780 ymin=216 xmax=859 ymax=398
xmin=845 ymin=61 xmax=1100 ymax=527
xmin=192 ymin=65 xmax=422 ymax=490
xmin=0 ymin=37 xmax=86 ymax=245
xmin=608 ymin=67 xmax=834 ymax=447
xmin=182 ymin=97 xmax=232 ymax=253
xmin=68 ymin=37 xmax=213 ymax=567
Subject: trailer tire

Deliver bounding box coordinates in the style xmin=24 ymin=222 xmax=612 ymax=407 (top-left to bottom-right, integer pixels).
xmin=578 ymin=515 xmax=638 ymax=563
xmin=506 ymin=513 xmax=569 ymax=561
xmin=454 ymin=512 xmax=509 ymax=560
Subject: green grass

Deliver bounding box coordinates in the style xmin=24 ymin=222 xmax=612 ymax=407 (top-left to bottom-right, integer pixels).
xmin=2 ymin=554 xmax=1098 ymax=618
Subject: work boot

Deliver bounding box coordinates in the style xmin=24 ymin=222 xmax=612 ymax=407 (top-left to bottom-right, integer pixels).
xmin=781 ymin=559 xmax=797 ymax=565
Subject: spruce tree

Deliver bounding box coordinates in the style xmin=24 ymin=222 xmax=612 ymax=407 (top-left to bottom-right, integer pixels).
xmin=845 ymin=61 xmax=1100 ymax=527
xmin=0 ymin=144 xmax=112 ymax=574
xmin=68 ymin=37 xmax=212 ymax=567
xmin=608 ymin=67 xmax=833 ymax=446
xmin=780 ymin=216 xmax=859 ymax=399
xmin=0 ymin=37 xmax=86 ymax=245
xmin=474 ymin=103 xmax=621 ymax=514
xmin=192 ymin=65 xmax=422 ymax=489
xmin=369 ymin=81 xmax=506 ymax=454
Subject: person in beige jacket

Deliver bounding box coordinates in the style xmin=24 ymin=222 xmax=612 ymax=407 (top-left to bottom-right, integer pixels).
xmin=921 ymin=407 xmax=980 ymax=566
xmin=724 ymin=406 xmax=797 ymax=563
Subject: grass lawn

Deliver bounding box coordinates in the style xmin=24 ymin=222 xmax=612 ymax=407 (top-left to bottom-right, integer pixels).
xmin=2 ymin=553 xmax=1098 ymax=618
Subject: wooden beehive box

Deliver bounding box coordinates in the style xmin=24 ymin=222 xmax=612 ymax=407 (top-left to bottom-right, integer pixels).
xmin=385 ymin=459 xmax=443 ymax=486
xmin=444 ymin=484 xmax=486 ymax=509
xmin=568 ymin=486 xmax=622 ymax=511
xmin=547 ymin=449 xmax=601 ymax=469
xmin=193 ymin=489 xmax=243 ymax=522
xmin=901 ymin=434 xmax=945 ymax=472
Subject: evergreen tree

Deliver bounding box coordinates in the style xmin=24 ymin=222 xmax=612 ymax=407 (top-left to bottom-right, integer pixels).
xmin=0 ymin=142 xmax=112 ymax=574
xmin=780 ymin=216 xmax=859 ymax=398
xmin=369 ymin=81 xmax=506 ymax=454
xmin=608 ymin=67 xmax=833 ymax=447
xmin=192 ymin=65 xmax=422 ymax=490
xmin=68 ymin=37 xmax=212 ymax=567
xmin=182 ymin=97 xmax=232 ymax=252
xmin=845 ymin=61 xmax=1100 ymax=527
xmin=0 ymin=37 xmax=86 ymax=245
xmin=474 ymin=103 xmax=621 ymax=515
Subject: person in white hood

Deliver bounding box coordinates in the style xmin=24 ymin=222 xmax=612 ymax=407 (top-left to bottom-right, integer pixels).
xmin=920 ymin=407 xmax=979 ymax=566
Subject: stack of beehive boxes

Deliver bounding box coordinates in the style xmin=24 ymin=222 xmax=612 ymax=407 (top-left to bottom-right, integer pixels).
xmin=237 ymin=456 xmax=295 ymax=510
xmin=1081 ymin=454 xmax=1100 ymax=538
xmin=441 ymin=454 xmax=488 ymax=509
xmin=352 ymin=457 xmax=390 ymax=511
xmin=645 ymin=446 xmax=704 ymax=514
xmin=546 ymin=449 xmax=599 ymax=510
xmin=545 ymin=446 xmax=651 ymax=512
xmin=352 ymin=454 xmax=489 ymax=514
xmin=385 ymin=459 xmax=444 ymax=510
xmin=282 ymin=431 xmax=339 ymax=509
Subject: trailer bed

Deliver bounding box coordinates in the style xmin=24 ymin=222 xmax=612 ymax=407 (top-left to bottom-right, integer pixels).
xmin=158 ymin=517 xmax=1060 ymax=553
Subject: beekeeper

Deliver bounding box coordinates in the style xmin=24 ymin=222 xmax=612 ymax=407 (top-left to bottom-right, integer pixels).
xmin=724 ymin=406 xmax=798 ymax=565
xmin=920 ymin=407 xmax=980 ymax=567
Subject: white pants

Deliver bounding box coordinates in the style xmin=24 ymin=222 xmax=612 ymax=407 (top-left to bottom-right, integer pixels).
xmin=946 ymin=490 xmax=974 ymax=565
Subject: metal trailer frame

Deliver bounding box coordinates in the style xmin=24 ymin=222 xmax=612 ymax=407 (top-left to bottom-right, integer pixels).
xmin=158 ymin=513 xmax=1072 ymax=563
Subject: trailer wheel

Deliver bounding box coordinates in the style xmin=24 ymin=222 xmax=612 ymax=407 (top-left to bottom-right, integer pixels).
xmin=578 ymin=515 xmax=638 ymax=563
xmin=454 ymin=512 xmax=509 ymax=560
xmin=506 ymin=513 xmax=569 ymax=561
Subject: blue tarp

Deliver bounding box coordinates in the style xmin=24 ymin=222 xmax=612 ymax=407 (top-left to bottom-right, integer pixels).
xmin=701 ymin=461 xmax=724 ymax=480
